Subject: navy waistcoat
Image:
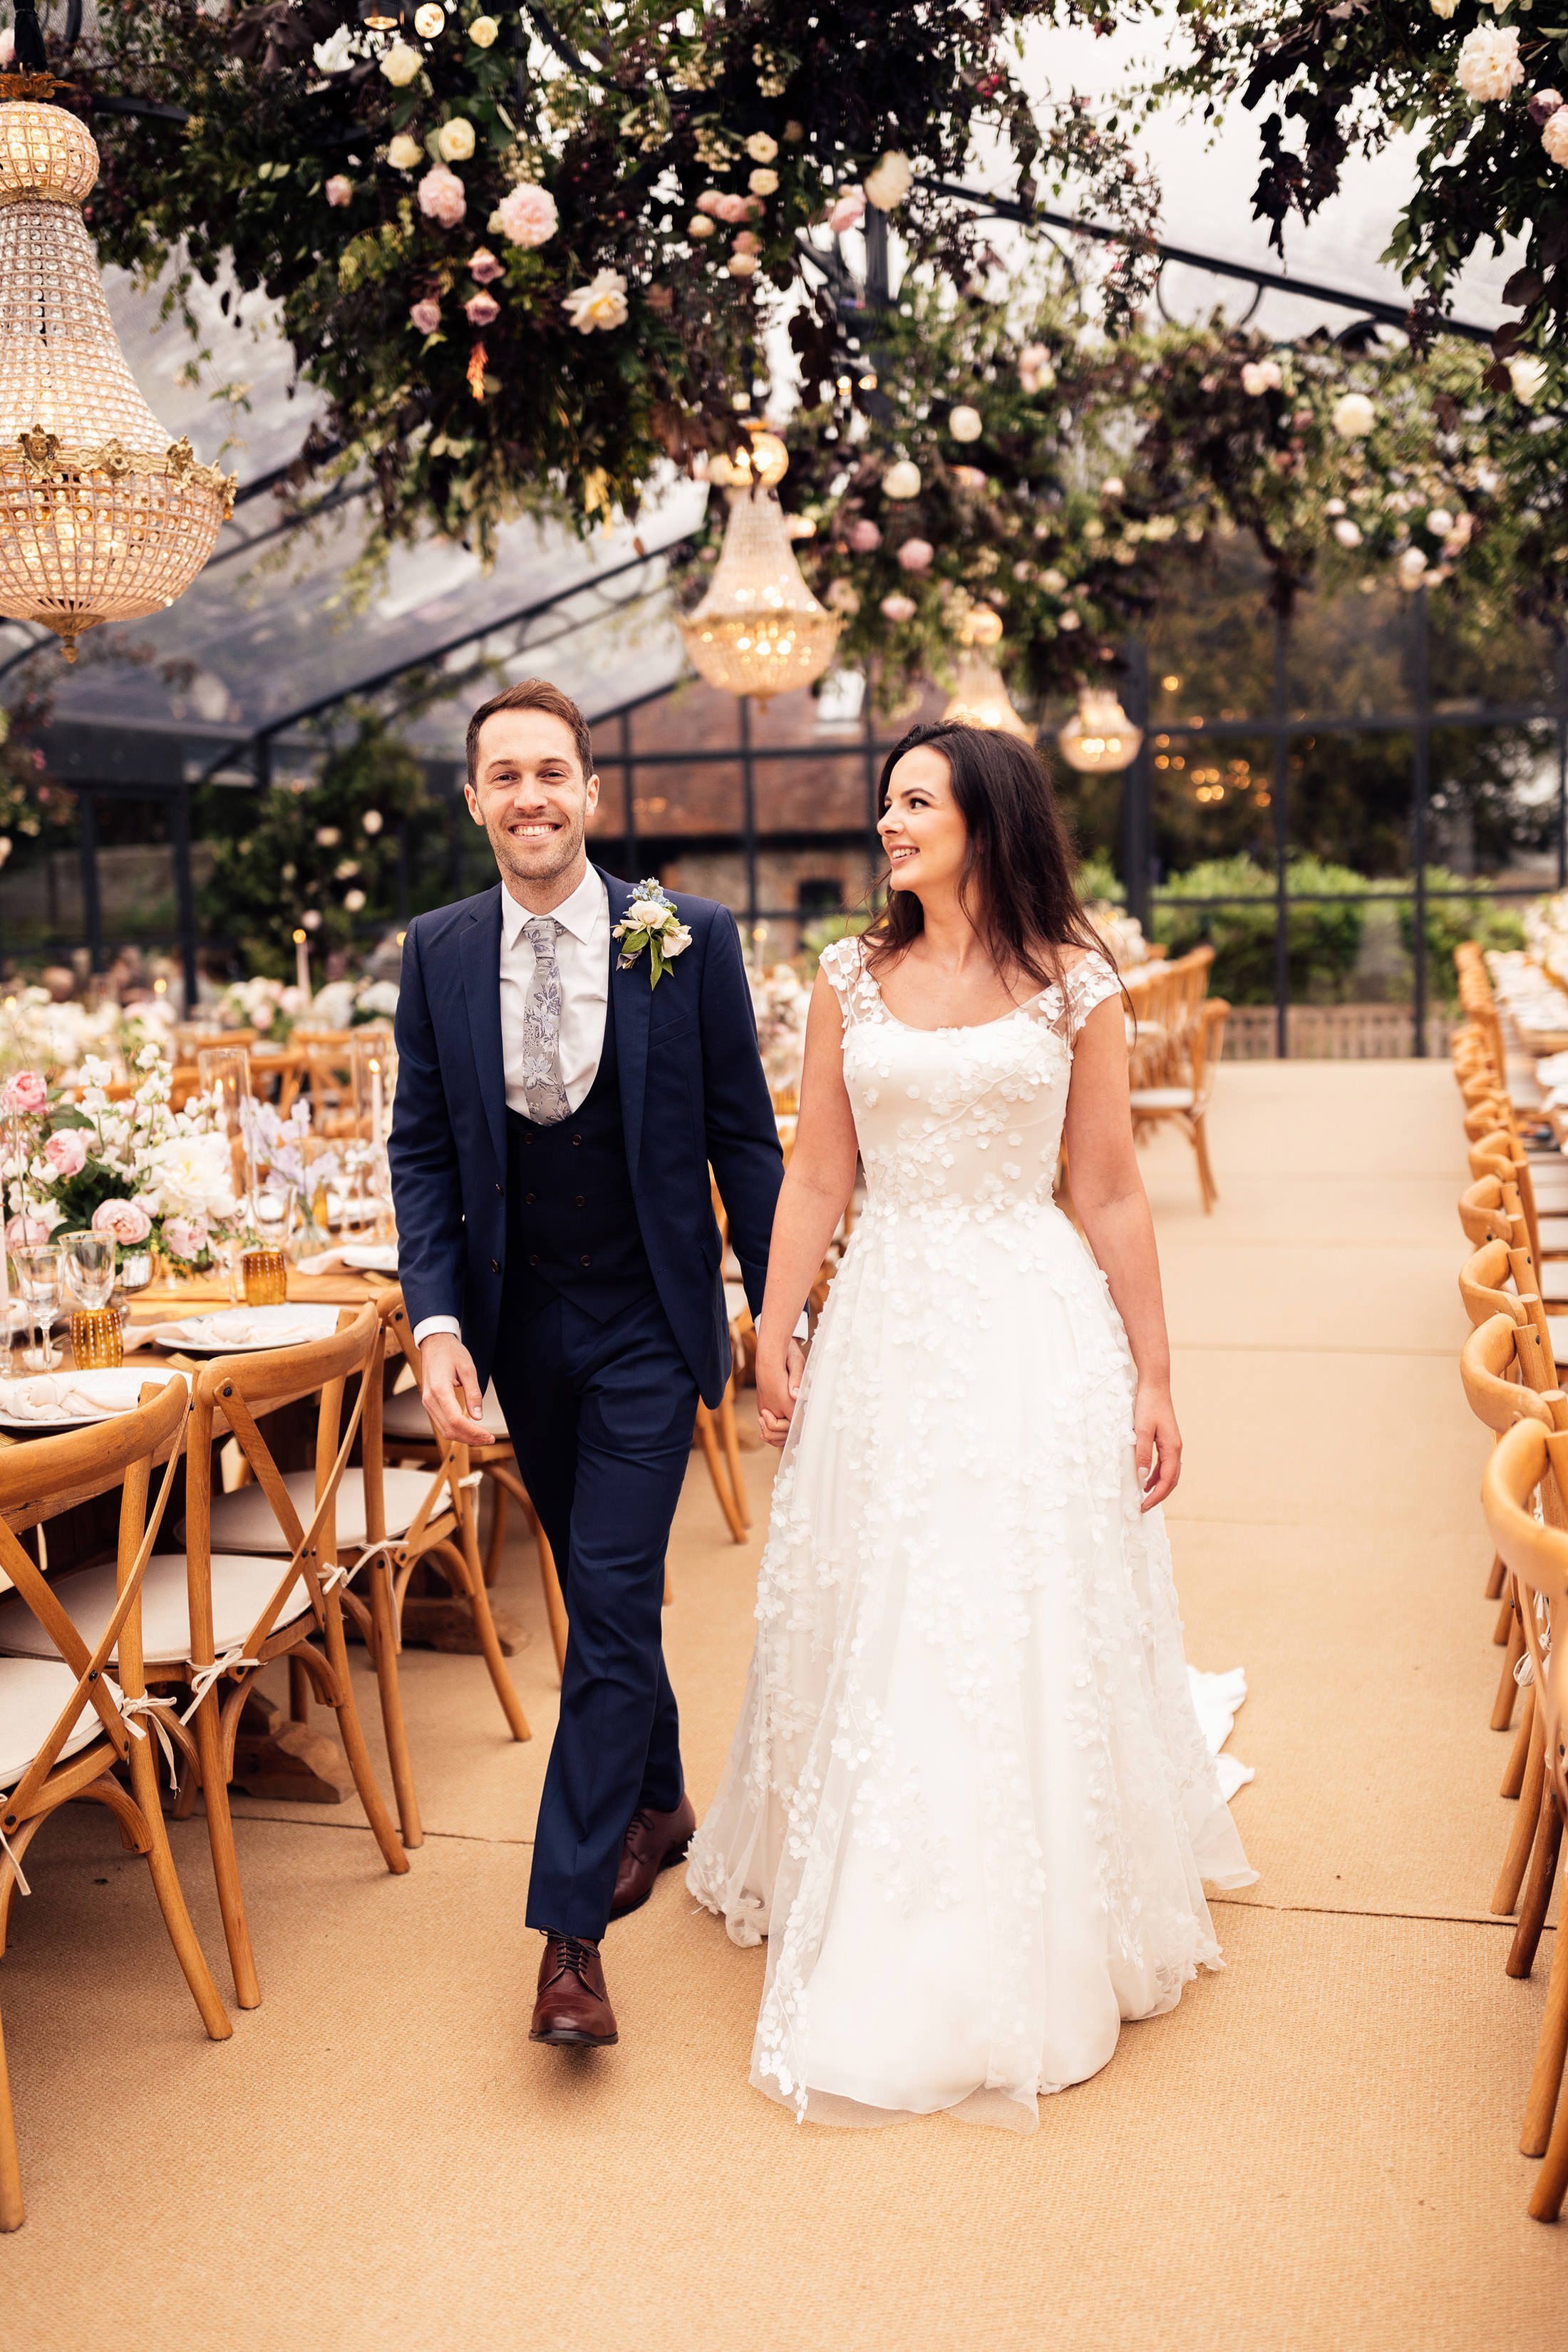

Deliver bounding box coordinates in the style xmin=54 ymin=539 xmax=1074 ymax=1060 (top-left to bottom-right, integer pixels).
xmin=502 ymin=1007 xmax=654 ymax=1326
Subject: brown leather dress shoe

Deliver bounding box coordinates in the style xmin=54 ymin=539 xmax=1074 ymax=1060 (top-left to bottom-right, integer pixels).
xmin=609 ymin=1792 xmax=697 ymax=1920
xmin=529 ymin=1933 xmax=619 ymax=2046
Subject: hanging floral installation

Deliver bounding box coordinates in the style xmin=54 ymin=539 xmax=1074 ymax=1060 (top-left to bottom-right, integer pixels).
xmin=76 ymin=0 xmax=1161 ymax=559
xmin=1162 ymin=0 xmax=1568 ymax=371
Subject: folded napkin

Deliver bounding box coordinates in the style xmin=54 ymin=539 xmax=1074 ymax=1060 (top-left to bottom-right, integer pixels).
xmin=160 ymin=1305 xmax=341 ymax=1348
xmin=0 ymin=1370 xmax=167 ymax=1423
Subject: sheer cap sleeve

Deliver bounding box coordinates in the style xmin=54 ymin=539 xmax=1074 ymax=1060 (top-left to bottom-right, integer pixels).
xmin=1061 ymin=949 xmax=1123 ymax=1042
xmin=818 ymin=934 xmax=871 ymax=1022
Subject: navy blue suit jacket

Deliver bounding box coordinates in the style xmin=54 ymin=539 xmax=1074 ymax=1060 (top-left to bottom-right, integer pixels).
xmin=388 ymin=868 xmax=784 ymax=1408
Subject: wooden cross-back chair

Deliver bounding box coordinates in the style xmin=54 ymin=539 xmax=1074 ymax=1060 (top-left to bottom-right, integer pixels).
xmin=1130 ymin=994 xmax=1229 ymax=1214
xmin=1482 ymin=1415 xmax=1568 ymax=2224
xmin=0 ymin=1378 xmax=232 ymax=2233
xmin=164 ymin=1304 xmax=410 ymax=2007
xmin=1458 ymin=1316 xmax=1567 ymax=1924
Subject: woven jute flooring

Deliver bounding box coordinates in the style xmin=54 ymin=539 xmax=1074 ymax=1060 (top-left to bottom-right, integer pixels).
xmin=2 ymin=1061 xmax=1564 ymax=2348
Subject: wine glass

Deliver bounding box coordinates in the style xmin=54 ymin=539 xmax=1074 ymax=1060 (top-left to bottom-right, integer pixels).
xmin=14 ymin=1244 xmax=61 ymax=1371
xmin=61 ymin=1231 xmax=115 ymax=1311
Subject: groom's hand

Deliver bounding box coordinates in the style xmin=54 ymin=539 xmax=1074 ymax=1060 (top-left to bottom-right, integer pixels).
xmin=420 ymin=1332 xmax=495 ymax=1446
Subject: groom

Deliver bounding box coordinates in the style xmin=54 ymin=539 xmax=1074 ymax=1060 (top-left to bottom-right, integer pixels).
xmin=390 ymin=679 xmax=786 ymax=2048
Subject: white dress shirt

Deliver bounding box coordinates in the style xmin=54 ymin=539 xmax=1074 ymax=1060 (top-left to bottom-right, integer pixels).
xmin=413 ymin=866 xmax=610 ymax=1348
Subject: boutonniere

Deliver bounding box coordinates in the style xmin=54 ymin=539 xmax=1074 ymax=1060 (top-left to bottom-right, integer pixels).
xmin=614 ymin=880 xmax=693 ymax=990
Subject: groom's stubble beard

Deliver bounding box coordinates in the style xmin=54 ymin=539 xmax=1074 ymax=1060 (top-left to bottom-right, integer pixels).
xmin=483 ymin=790 xmax=589 ymax=897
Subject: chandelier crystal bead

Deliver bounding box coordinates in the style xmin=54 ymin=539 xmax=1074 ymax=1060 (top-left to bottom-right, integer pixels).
xmin=680 ymin=470 xmax=840 ymax=705
xmin=0 ymin=98 xmax=235 ymax=659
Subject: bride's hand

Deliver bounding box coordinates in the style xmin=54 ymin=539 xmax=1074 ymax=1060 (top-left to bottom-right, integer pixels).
xmin=1135 ymin=1382 xmax=1182 ymax=1510
xmin=756 ymin=1334 xmax=806 ymax=1448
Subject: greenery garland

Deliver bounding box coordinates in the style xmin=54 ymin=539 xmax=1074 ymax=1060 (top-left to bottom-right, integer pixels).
xmin=78 ymin=1 xmax=1160 ymax=562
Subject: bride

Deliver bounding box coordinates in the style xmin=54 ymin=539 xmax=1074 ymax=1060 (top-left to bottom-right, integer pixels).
xmin=687 ymin=720 xmax=1255 ymax=2131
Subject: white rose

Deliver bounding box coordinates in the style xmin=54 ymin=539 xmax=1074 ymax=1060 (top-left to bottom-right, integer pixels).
xmin=380 ymin=39 xmax=423 ymax=86
xmin=313 ymin=26 xmax=354 ymax=71
xmin=1240 ymin=359 xmax=1283 ymax=396
xmin=745 ymin=132 xmax=778 ymax=164
xmin=1396 ymin=546 xmax=1429 ymax=589
xmin=1425 ymin=507 xmax=1453 ymax=536
xmin=413 ymin=2 xmax=445 ymax=34
xmin=626 ymin=897 xmax=669 ymax=929
xmin=1510 ymin=354 xmax=1549 ymax=403
xmin=1455 ymin=25 xmax=1523 ymax=102
xmin=1331 ymin=391 xmax=1376 ymax=440
xmin=689 ymin=214 xmax=716 ymax=239
xmin=469 ymin=13 xmax=499 ymax=43
xmin=882 ymin=459 xmax=922 ymax=500
xmin=386 ymin=133 xmax=423 ymax=171
xmin=864 ymin=150 xmax=914 ymax=211
xmin=662 ymin=923 xmax=693 ymax=959
xmin=748 ymin=167 xmax=779 ymax=195
xmin=1333 ymin=517 xmax=1363 ymax=548
xmin=1040 ymin=568 xmax=1068 ymax=594
xmin=728 ymin=252 xmax=760 ymax=277
xmin=438 ymin=117 xmax=475 ymax=163
xmin=562 ymin=269 xmax=629 ymax=334
xmin=948 ymin=403 xmax=984 ymax=442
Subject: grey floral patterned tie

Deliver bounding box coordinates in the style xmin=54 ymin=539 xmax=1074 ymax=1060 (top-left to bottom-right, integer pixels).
xmin=520 ymin=917 xmax=571 ymax=1126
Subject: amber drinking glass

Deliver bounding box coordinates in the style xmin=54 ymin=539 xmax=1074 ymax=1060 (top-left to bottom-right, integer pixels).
xmin=70 ymin=1306 xmax=123 ymax=1368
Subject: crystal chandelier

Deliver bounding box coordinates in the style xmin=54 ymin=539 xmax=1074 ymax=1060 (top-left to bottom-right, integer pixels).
xmin=0 ymin=88 xmax=235 ymax=660
xmin=679 ymin=432 xmax=840 ymax=705
xmin=1056 ymin=688 xmax=1143 ymax=775
xmin=941 ymin=604 xmax=1033 ymax=739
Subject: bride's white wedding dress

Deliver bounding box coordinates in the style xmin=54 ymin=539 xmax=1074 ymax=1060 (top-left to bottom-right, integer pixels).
xmin=687 ymin=939 xmax=1256 ymax=2132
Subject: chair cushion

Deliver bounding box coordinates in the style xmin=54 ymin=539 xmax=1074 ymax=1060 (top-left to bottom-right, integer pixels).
xmin=200 ymin=1467 xmax=442 ymax=1554
xmin=0 ymin=1554 xmax=309 ymax=1667
xmin=0 ymin=1655 xmax=108 ymax=1789
xmin=1130 ymin=1088 xmax=1195 ymax=1113
xmin=381 ymin=1382 xmax=507 ymax=1441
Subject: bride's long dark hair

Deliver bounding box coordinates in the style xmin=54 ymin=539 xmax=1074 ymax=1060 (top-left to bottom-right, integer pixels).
xmin=862 ymin=721 xmax=1110 ymax=993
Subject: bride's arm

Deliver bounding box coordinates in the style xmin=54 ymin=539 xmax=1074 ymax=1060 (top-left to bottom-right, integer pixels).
xmin=1061 ymin=996 xmax=1182 ymax=1509
xmin=755 ymin=969 xmax=860 ymax=1448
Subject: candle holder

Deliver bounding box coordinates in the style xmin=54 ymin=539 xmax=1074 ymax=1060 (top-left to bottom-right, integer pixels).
xmin=70 ymin=1305 xmax=123 ymax=1368
xmin=242 ymin=1247 xmax=289 ymax=1306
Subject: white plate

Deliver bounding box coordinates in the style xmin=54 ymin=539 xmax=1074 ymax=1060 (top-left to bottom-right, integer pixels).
xmin=0 ymin=1368 xmax=187 ymax=1430
xmin=137 ymin=1304 xmax=341 ymax=1356
xmin=340 ymin=1242 xmax=398 ymax=1273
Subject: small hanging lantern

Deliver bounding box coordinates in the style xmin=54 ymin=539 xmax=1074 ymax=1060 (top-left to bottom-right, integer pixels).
xmin=679 ymin=430 xmax=840 ymax=704
xmin=1056 ymin=688 xmax=1143 ymax=775
xmin=0 ymin=81 xmax=236 ymax=660
xmin=942 ymin=602 xmax=1033 ymax=739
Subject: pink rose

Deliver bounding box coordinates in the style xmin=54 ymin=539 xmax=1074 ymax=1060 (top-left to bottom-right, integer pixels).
xmin=5 ymin=1210 xmax=55 ymax=1251
xmin=1 ymin=1070 xmax=46 ymax=1115
xmin=494 ymin=181 xmax=557 ymax=247
xmin=897 ymin=537 xmax=934 ymax=574
xmin=829 ymin=192 xmax=866 ymax=234
xmin=695 ymin=190 xmax=726 ymax=217
xmin=847 ymin=519 xmax=882 ymax=553
xmin=417 ymin=165 xmax=467 ymax=229
xmin=732 ymin=229 xmax=760 ymax=255
xmin=409 ymin=297 xmax=441 ymax=334
xmin=465 ymin=290 xmax=500 ymax=326
xmin=325 ymin=175 xmax=353 ymax=208
xmin=92 ymin=1197 xmax=153 ymax=1247
xmin=880 ymin=593 xmax=917 ymax=622
xmin=713 ymin=192 xmax=751 ymax=225
xmin=163 ymin=1214 xmax=210 ymax=1264
xmin=468 ymin=246 xmax=505 ymax=284
xmin=43 ymin=1130 xmax=87 ymax=1178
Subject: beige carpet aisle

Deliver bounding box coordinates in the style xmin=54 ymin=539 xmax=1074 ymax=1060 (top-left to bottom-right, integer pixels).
xmin=3 ymin=1062 xmax=1564 ymax=2350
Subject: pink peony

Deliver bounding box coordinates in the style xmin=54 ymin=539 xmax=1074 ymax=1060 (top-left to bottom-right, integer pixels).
xmin=494 ymin=181 xmax=557 ymax=247
xmin=896 ymin=537 xmax=934 ymax=574
xmin=847 ymin=519 xmax=882 ymax=553
xmin=325 ymin=175 xmax=353 ymax=207
xmin=417 ymin=165 xmax=467 ymax=229
xmin=163 ymin=1214 xmax=210 ymax=1264
xmin=829 ymin=192 xmax=865 ymax=234
xmin=468 ymin=246 xmax=505 ymax=284
xmin=696 ymin=190 xmax=726 ymax=217
xmin=1 ymin=1070 xmax=46 ymax=1115
xmin=713 ymin=192 xmax=751 ymax=225
xmin=92 ymin=1197 xmax=153 ymax=1247
xmin=880 ymin=593 xmax=917 ymax=622
xmin=409 ymin=297 xmax=442 ymax=334
xmin=6 ymin=1210 xmax=54 ymax=1251
xmin=464 ymin=290 xmax=500 ymax=326
xmin=43 ymin=1130 xmax=87 ymax=1178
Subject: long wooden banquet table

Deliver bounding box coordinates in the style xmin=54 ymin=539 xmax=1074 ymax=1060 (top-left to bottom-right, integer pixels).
xmin=0 ymin=1262 xmax=410 ymax=1803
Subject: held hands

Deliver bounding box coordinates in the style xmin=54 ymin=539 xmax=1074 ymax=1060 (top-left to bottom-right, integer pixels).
xmin=1134 ymin=1381 xmax=1182 ymax=1511
xmin=419 ymin=1331 xmax=495 ymax=1448
xmin=756 ymin=1334 xmax=808 ymax=1450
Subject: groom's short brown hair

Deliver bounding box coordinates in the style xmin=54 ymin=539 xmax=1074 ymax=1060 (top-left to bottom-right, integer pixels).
xmin=466 ymin=679 xmax=594 ymax=788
